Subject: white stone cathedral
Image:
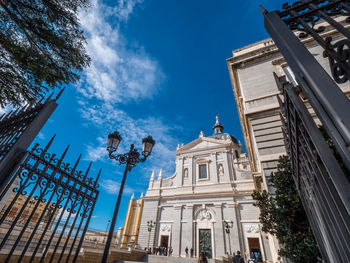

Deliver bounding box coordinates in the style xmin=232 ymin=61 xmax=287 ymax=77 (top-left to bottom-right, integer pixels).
xmin=138 ymin=117 xmax=274 ymax=262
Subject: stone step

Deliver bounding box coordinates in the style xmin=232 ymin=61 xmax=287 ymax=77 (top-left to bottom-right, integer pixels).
xmin=114 ymin=255 xmax=199 ymax=263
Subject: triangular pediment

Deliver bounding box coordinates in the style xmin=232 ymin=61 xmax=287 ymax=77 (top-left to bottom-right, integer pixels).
xmin=176 ymin=137 xmax=231 ymax=154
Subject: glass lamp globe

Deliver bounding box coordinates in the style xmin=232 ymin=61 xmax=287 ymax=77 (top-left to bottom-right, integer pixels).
xmin=142 ymin=136 xmax=156 ymax=156
xmin=107 ymin=131 xmax=122 ymax=153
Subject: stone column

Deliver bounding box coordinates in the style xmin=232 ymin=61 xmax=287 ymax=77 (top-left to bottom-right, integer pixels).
xmin=214 ymin=203 xmax=225 ymax=258
xmin=172 ymin=205 xmax=183 ymax=256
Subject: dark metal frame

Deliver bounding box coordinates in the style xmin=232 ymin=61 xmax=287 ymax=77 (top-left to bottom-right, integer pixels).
xmin=261 ymin=2 xmax=350 ymax=261
xmin=0 ymin=136 xmax=100 ymax=263
xmin=276 ymin=74 xmax=350 ymax=263
xmin=0 ymin=90 xmax=63 ymax=196
xmin=261 ymin=1 xmax=350 ymax=175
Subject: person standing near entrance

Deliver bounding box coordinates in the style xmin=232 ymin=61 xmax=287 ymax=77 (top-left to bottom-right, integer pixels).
xmin=185 ymin=247 xmax=189 ymax=257
xmin=198 ymin=252 xmax=208 ymax=263
xmin=190 ymin=247 xmax=194 ymax=257
xmin=233 ymin=251 xmax=245 ymax=263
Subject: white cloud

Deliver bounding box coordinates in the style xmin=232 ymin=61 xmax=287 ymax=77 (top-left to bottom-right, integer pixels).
xmin=77 ymin=0 xmax=179 ymax=180
xmin=78 ymin=0 xmax=162 ymax=104
xmin=81 ymin=103 xmax=178 ymax=177
xmin=100 ymin=178 xmax=134 ymax=194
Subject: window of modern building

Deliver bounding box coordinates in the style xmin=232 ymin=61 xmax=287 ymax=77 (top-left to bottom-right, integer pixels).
xmin=199 ymin=164 xmax=207 ymax=179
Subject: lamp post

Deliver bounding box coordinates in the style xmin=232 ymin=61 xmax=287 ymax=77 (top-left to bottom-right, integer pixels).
xmin=104 ymin=220 xmax=110 ymax=243
xmin=147 ymin=220 xmax=155 ymax=253
xmin=102 ymin=131 xmax=155 ymax=263
xmin=224 ymin=220 xmax=233 ymax=256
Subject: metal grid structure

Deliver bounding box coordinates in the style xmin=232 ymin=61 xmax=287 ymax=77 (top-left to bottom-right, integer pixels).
xmin=0 ymin=136 xmax=100 ymax=263
xmin=278 ymin=0 xmax=350 ymax=84
xmin=275 ymin=74 xmax=350 ymax=263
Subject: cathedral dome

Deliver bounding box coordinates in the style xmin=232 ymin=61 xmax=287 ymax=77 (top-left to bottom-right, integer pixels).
xmin=208 ymin=115 xmax=239 ymax=143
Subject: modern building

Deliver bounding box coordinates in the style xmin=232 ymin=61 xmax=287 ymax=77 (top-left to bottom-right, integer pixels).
xmin=138 ymin=117 xmax=275 ymax=262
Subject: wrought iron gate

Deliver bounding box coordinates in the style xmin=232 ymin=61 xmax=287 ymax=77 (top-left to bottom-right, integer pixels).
xmin=276 ymin=74 xmax=350 ymax=262
xmin=0 ymin=136 xmax=100 ymax=262
xmin=0 ymin=90 xmax=63 ymax=195
xmin=261 ymin=1 xmax=350 ymax=262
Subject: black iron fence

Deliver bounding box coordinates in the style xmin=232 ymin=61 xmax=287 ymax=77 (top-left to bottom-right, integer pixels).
xmin=0 ymin=137 xmax=100 ymax=263
xmin=0 ymin=91 xmax=102 ymax=262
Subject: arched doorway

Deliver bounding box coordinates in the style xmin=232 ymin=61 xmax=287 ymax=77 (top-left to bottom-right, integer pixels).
xmin=195 ymin=208 xmax=215 ymax=259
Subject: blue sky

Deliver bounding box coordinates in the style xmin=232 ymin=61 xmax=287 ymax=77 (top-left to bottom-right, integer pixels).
xmin=12 ymin=0 xmax=288 ymax=231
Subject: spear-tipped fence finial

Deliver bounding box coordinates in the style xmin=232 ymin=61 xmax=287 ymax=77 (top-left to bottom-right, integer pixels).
xmin=94 ymin=168 xmax=102 ymax=187
xmin=260 ymin=5 xmax=268 ymax=15
xmin=55 ymin=87 xmax=65 ymax=101
xmin=84 ymin=162 xmax=93 ymax=179
xmin=59 ymin=145 xmax=70 ymax=163
xmin=44 ymin=92 xmax=54 ymax=103
xmin=43 ymin=135 xmax=56 ymax=153
xmin=71 ymin=154 xmax=82 ymax=174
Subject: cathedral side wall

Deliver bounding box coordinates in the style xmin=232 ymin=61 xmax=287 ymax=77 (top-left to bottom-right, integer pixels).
xmin=138 ymin=199 xmax=159 ymax=249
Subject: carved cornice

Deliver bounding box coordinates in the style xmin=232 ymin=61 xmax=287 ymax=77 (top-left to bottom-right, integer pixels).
xmin=173 ymin=205 xmax=183 ymax=210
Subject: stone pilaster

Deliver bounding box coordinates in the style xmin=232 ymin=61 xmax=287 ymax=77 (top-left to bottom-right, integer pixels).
xmin=214 ymin=203 xmax=225 ymax=257
xmin=188 ymin=156 xmax=194 ymax=186
xmin=172 ymin=205 xmax=183 ymax=256
xmin=174 ymin=157 xmax=183 ymax=186
xmin=227 ymin=202 xmax=241 ymax=253
xmin=182 ymin=204 xmax=194 ymax=255
xmin=223 ymin=151 xmax=232 ymax=182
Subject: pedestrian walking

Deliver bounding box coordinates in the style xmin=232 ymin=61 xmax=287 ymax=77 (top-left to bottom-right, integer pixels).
xmin=185 ymin=246 xmax=189 ymax=257
xmin=257 ymin=252 xmax=263 ymax=263
xmin=169 ymin=246 xmax=173 ymax=256
xmin=233 ymin=251 xmax=245 ymax=263
xmin=190 ymin=247 xmax=194 ymax=257
xmin=248 ymin=251 xmax=255 ymax=263
xmin=254 ymin=251 xmax=258 ymax=263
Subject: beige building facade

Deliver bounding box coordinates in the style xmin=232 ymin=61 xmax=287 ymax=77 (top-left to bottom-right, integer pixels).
xmin=120 ymin=194 xmax=144 ymax=248
xmin=226 ymin=17 xmax=350 ymax=263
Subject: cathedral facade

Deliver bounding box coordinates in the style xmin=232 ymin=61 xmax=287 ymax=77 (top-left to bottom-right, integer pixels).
xmin=138 ymin=117 xmax=274 ymax=262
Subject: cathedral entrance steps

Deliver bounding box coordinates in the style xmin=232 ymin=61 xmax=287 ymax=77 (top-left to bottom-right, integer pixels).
xmin=146 ymin=255 xmax=198 ymax=263
xmin=115 ymin=255 xmax=223 ymax=263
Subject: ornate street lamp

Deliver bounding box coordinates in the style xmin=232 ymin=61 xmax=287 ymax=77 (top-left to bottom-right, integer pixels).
xmin=104 ymin=220 xmax=110 ymax=243
xmin=102 ymin=131 xmax=155 ymax=263
xmin=147 ymin=220 xmax=156 ymax=253
xmin=224 ymin=220 xmax=233 ymax=256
